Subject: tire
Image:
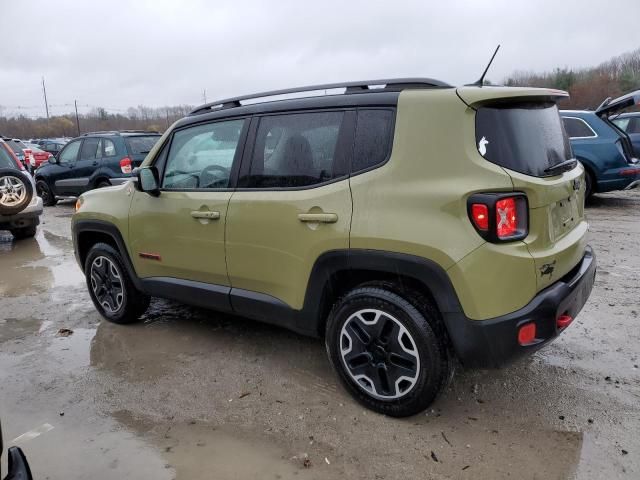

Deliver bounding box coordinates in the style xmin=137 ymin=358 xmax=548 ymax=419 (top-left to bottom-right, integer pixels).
xmin=96 ymin=180 xmax=111 ymax=188
xmin=84 ymin=242 xmax=150 ymax=324
xmin=11 ymin=225 xmax=37 ymax=240
xmin=325 ymin=286 xmax=451 ymax=417
xmin=0 ymin=168 xmax=33 ymax=215
xmin=36 ymin=179 xmax=57 ymax=206
xmin=584 ymin=169 xmax=594 ymax=198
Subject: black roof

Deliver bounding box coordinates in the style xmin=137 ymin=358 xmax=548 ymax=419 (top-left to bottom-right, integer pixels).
xmin=190 ymin=78 xmax=450 ymax=115
xmin=177 ymin=78 xmax=451 ymax=130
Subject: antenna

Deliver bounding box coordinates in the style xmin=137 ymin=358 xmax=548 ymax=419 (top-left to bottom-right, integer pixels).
xmin=469 ymin=45 xmax=501 ymax=87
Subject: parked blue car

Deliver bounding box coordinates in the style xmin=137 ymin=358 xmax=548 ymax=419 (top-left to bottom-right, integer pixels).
xmin=610 ymin=111 xmax=640 ymax=157
xmin=560 ymin=90 xmax=640 ymax=197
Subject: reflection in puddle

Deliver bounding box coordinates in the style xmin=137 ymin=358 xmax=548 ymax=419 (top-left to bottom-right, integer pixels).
xmin=113 ymin=411 xmax=312 ymax=480
xmin=47 ymin=328 xmax=97 ymax=372
xmin=0 ymin=230 xmax=84 ymax=297
xmin=0 ymin=316 xmax=43 ymax=343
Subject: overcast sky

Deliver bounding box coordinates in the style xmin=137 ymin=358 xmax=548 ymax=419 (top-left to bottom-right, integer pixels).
xmin=2 ymin=0 xmax=639 ymax=117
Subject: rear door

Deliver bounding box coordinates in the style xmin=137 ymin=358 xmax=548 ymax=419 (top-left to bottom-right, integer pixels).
xmin=225 ymin=110 xmax=354 ymax=319
xmin=74 ymin=137 xmax=102 ymax=193
xmin=475 ymin=101 xmax=588 ymax=291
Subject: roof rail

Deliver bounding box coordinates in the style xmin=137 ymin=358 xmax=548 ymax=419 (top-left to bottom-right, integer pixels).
xmin=189 ymin=78 xmax=450 ymax=115
xmin=81 ymin=130 xmax=160 ymax=136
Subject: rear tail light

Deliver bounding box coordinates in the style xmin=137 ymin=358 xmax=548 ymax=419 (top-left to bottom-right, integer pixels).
xmin=556 ymin=314 xmax=573 ymax=330
xmin=470 ymin=204 xmax=489 ymax=230
xmin=467 ymin=193 xmax=528 ymax=242
xmin=518 ymin=322 xmax=537 ymax=345
xmin=120 ymin=157 xmax=132 ymax=174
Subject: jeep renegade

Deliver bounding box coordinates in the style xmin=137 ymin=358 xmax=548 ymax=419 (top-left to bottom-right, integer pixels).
xmin=72 ymin=79 xmax=596 ymax=417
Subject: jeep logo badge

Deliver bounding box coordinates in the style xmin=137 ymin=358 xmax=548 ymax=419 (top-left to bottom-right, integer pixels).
xmin=540 ymin=260 xmax=557 ymax=278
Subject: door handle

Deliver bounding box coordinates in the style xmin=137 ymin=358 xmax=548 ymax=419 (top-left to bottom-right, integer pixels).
xmin=191 ymin=210 xmax=220 ymax=220
xmin=297 ymin=213 xmax=338 ymax=223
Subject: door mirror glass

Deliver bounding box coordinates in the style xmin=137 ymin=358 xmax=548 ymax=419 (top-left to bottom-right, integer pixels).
xmin=48 ymin=156 xmax=57 ymax=164
xmin=137 ymin=166 xmax=160 ymax=196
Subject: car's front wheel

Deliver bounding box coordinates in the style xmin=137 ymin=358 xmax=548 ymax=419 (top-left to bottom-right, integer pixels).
xmin=85 ymin=242 xmax=150 ymax=324
xmin=326 ymin=286 xmax=451 ymax=417
xmin=36 ymin=180 xmax=57 ymax=206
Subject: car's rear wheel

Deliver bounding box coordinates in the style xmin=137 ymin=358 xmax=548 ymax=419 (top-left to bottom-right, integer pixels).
xmin=0 ymin=168 xmax=33 ymax=215
xmin=325 ymin=286 xmax=451 ymax=417
xmin=85 ymin=242 xmax=150 ymax=324
xmin=36 ymin=180 xmax=57 ymax=206
xmin=11 ymin=225 xmax=37 ymax=240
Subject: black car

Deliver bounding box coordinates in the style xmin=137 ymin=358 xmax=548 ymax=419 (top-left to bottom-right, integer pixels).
xmin=35 ymin=131 xmax=161 ymax=206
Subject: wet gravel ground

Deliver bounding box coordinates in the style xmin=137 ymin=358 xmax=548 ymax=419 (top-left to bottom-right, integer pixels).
xmin=0 ymin=192 xmax=639 ymax=479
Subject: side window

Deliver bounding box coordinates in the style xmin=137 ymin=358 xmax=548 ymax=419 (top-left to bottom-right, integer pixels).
xmin=629 ymin=118 xmax=640 ymax=134
xmin=103 ymin=139 xmax=117 ymax=157
xmin=58 ymin=140 xmax=81 ymax=165
xmin=562 ymin=117 xmax=596 ymax=138
xmin=612 ymin=118 xmax=630 ymax=132
xmin=163 ymin=119 xmax=244 ymax=190
xmin=246 ymin=111 xmax=344 ymax=188
xmin=352 ymin=109 xmax=394 ymax=173
xmin=79 ymin=138 xmax=101 ymax=161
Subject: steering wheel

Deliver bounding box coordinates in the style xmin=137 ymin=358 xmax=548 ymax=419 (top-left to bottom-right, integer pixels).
xmin=199 ymin=164 xmax=230 ymax=188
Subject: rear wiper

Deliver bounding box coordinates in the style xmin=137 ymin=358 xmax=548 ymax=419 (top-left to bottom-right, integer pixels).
xmin=544 ymin=158 xmax=578 ymax=175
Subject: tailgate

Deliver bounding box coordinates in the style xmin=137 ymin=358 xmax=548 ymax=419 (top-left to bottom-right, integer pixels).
xmin=509 ymin=166 xmax=588 ymax=291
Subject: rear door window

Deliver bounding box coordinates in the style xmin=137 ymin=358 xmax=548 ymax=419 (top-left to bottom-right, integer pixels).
xmin=244 ymin=111 xmax=346 ymax=188
xmin=476 ymin=102 xmax=572 ymax=177
xmin=79 ymin=138 xmax=101 ymax=161
xmin=562 ymin=117 xmax=596 ymax=139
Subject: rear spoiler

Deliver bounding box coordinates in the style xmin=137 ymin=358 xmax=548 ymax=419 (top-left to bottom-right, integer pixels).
xmin=456 ymin=86 xmax=569 ymax=109
xmin=595 ymin=90 xmax=640 ymax=118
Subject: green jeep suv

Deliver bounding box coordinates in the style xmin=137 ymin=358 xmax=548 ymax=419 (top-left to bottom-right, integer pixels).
xmin=72 ymin=79 xmax=596 ymax=417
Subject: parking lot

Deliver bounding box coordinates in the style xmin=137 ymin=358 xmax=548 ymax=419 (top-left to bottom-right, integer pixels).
xmin=0 ymin=191 xmax=638 ymax=479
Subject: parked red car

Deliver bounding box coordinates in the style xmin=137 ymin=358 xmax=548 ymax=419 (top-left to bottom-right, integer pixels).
xmin=23 ymin=142 xmax=53 ymax=169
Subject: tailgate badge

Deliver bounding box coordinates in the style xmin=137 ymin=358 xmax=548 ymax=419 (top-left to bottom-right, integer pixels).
xmin=540 ymin=260 xmax=556 ymax=279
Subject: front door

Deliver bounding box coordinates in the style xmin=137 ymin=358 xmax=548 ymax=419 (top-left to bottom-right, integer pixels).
xmin=226 ymin=110 xmax=354 ymax=315
xmin=51 ymin=138 xmax=82 ymax=196
xmin=128 ymin=118 xmax=248 ymax=287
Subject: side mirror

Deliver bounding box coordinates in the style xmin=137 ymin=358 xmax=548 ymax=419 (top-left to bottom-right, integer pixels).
xmin=137 ymin=166 xmax=160 ymax=196
xmin=0 ymin=421 xmax=34 ymax=480
xmin=48 ymin=156 xmax=56 ymax=165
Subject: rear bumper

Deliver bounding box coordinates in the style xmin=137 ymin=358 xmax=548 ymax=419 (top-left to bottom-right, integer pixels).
xmin=445 ymin=246 xmax=596 ymax=368
xmin=0 ymin=197 xmax=43 ymax=229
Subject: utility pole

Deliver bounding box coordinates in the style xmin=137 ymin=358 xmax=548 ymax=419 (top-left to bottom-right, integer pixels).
xmin=41 ymin=76 xmax=50 ymax=119
xmin=165 ymin=108 xmax=170 ymax=129
xmin=74 ymin=100 xmax=81 ymax=135
xmin=202 ymin=89 xmax=207 ymax=104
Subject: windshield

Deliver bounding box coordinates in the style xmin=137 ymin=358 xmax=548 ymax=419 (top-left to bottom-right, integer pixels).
xmin=476 ymin=102 xmax=572 ymax=177
xmin=125 ymin=135 xmax=160 ymax=155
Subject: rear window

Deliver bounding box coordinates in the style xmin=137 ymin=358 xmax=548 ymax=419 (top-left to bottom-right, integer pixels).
xmin=476 ymin=102 xmax=572 ymax=177
xmin=5 ymin=140 xmax=23 ymax=154
xmin=0 ymin=145 xmax=18 ymax=169
xmin=125 ymin=136 xmax=160 ymax=155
